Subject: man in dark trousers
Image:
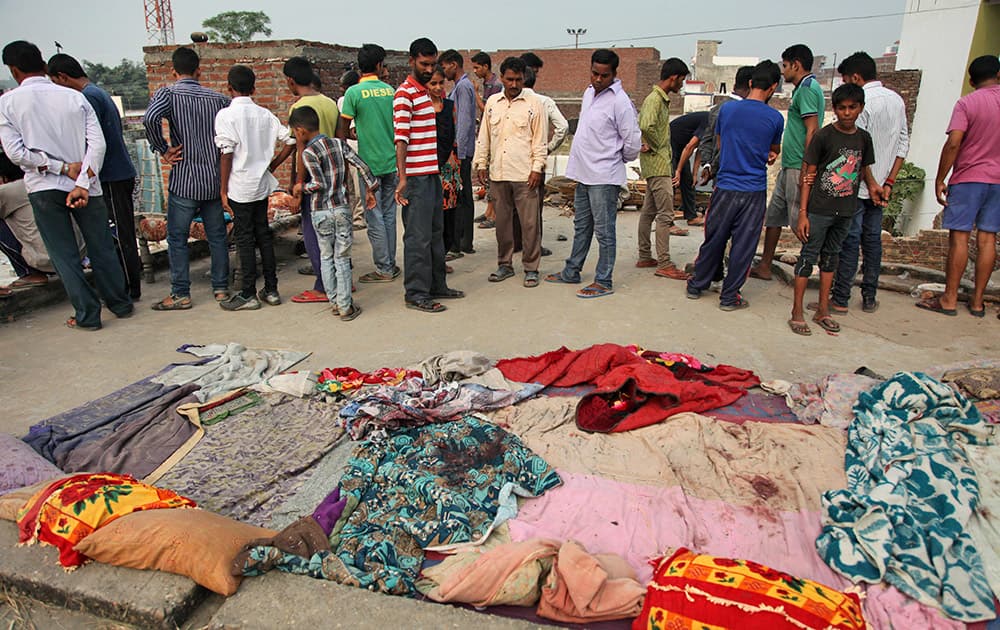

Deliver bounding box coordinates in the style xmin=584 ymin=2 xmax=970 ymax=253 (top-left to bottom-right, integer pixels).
xmin=686 ymin=61 xmax=784 ymax=311
xmin=670 ymin=111 xmax=709 ymax=225
xmin=0 ymin=40 xmax=132 ymax=329
xmin=393 ymin=38 xmax=464 ymax=313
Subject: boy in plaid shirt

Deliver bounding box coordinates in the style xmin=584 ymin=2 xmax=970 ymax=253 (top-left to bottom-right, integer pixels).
xmin=290 ymin=106 xmax=377 ymax=321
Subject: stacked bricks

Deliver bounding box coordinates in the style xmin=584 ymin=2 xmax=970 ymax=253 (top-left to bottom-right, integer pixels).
xmin=143 ymin=40 xmax=411 ymax=193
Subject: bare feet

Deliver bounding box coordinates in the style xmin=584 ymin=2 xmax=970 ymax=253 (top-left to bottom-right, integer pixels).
xmin=749 ymin=265 xmax=772 ymax=281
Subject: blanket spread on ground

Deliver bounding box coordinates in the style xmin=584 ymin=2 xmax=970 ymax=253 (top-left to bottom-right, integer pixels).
xmin=157 ymin=392 xmax=347 ymax=527
xmin=236 ymin=417 xmax=561 ymax=595
xmin=338 ymin=377 xmax=542 ymax=440
xmin=816 ymin=372 xmax=996 ymax=622
xmin=496 ymin=344 xmax=758 ymax=432
xmin=152 ymin=343 xmax=310 ymax=403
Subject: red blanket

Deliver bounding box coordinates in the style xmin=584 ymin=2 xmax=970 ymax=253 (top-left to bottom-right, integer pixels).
xmin=497 ymin=344 xmax=759 ymax=433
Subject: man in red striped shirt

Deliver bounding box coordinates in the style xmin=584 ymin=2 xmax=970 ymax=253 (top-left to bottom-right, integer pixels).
xmin=393 ymin=37 xmax=464 ymax=313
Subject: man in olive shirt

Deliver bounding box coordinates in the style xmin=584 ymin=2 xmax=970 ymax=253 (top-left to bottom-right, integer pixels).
xmin=637 ymin=58 xmax=689 ymax=280
xmin=282 ymin=57 xmax=340 ymax=303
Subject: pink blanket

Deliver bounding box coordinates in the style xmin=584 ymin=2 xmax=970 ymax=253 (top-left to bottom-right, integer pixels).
xmin=509 ymin=471 xmax=964 ymax=630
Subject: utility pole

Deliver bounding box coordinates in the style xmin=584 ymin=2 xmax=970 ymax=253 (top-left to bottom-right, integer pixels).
xmin=830 ymin=52 xmax=837 ymax=90
xmin=566 ymin=28 xmax=587 ymax=49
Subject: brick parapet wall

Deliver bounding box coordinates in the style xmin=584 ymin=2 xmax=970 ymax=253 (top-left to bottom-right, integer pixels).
xmin=766 ymin=226 xmax=999 ymax=273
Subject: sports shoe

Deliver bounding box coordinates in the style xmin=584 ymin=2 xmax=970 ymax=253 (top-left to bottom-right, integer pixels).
xmin=862 ymin=297 xmax=879 ymax=313
xmin=220 ymin=294 xmax=261 ymax=311
xmin=258 ymin=289 xmax=282 ymax=306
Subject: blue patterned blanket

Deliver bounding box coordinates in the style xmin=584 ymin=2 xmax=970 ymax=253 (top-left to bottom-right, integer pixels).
xmin=816 ymin=372 xmax=996 ymax=622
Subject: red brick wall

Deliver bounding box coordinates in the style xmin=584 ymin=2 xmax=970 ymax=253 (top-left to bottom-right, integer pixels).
xmin=879 ymin=69 xmax=922 ymax=129
xmin=143 ymin=39 xmax=411 ymax=190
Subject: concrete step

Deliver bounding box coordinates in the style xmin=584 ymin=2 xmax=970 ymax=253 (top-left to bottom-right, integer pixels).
xmin=207 ymin=571 xmax=554 ymax=630
xmin=0 ymin=521 xmax=205 ymax=629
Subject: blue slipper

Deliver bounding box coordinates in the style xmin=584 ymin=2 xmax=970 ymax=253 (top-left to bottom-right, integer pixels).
xmin=576 ymin=283 xmax=614 ymax=299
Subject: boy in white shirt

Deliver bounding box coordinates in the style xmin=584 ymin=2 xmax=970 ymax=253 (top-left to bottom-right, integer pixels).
xmin=215 ymin=65 xmax=296 ymax=310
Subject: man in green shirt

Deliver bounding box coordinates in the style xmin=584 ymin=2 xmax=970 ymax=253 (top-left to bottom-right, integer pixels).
xmin=750 ymin=44 xmax=824 ymax=281
xmin=338 ymin=43 xmax=400 ymax=283
xmin=636 ymin=58 xmax=691 ymax=280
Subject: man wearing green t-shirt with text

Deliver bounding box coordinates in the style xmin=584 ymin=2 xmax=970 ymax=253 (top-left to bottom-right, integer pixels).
xmin=751 ymin=44 xmax=825 ymax=281
xmin=339 ymin=43 xmax=400 ymax=283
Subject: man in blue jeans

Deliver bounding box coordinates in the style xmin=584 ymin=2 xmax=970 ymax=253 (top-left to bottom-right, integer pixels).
xmin=339 ymin=43 xmax=401 ymax=283
xmin=827 ymin=52 xmax=909 ymax=314
xmin=143 ymin=47 xmax=231 ymax=310
xmin=545 ymin=49 xmax=640 ymax=298
xmin=0 ymin=40 xmax=132 ymax=330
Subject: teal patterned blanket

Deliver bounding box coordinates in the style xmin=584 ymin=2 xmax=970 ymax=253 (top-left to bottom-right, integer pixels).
xmin=238 ymin=416 xmax=562 ymax=595
xmin=816 ymin=372 xmax=996 ymax=622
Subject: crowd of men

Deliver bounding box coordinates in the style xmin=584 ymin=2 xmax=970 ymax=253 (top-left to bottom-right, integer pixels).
xmin=0 ymin=36 xmax=997 ymax=331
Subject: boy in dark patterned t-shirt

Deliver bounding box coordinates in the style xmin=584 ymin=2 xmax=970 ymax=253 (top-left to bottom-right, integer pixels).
xmin=789 ymin=83 xmax=885 ymax=336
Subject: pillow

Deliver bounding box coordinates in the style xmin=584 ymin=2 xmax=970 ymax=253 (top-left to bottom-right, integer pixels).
xmin=633 ymin=548 xmax=866 ymax=630
xmin=0 ymin=433 xmax=63 ymax=493
xmin=75 ymin=508 xmax=278 ymax=596
xmin=0 ymin=476 xmax=68 ymax=521
xmin=17 ymin=472 xmax=196 ymax=568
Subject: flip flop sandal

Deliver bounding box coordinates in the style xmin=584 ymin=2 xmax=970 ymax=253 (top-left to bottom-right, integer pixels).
xmin=813 ymin=316 xmax=841 ymax=333
xmin=807 ymin=301 xmax=848 ymax=315
xmin=967 ymin=303 xmax=986 ymax=318
xmin=151 ymin=295 xmax=192 ymax=310
xmin=65 ymin=316 xmax=101 ymax=331
xmin=915 ymin=297 xmax=957 ymax=316
xmin=406 ymin=299 xmax=446 ymax=313
xmin=339 ymin=304 xmax=363 ymax=321
xmin=669 ymin=227 xmax=689 ymax=236
xmin=749 ymin=268 xmax=773 ymax=281
xmin=489 ymin=267 xmax=515 ymax=282
xmin=291 ymin=290 xmax=328 ymax=303
xmin=576 ymin=283 xmax=614 ymax=299
xmin=544 ymin=273 xmax=579 ymax=284
xmin=788 ymin=319 xmax=812 ymax=336
xmin=524 ymin=272 xmax=540 ymax=288
xmin=654 ymin=266 xmax=690 ymax=280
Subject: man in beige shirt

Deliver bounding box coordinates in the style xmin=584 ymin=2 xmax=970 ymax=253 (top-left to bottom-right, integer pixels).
xmin=474 ymin=57 xmax=546 ymax=287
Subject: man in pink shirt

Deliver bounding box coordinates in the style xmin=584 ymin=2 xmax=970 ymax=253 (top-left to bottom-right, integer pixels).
xmin=918 ymin=55 xmax=1000 ymax=318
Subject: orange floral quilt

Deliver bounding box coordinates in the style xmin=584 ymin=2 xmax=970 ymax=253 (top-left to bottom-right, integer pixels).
xmin=17 ymin=472 xmax=195 ymax=568
xmin=633 ymin=548 xmax=867 ymax=630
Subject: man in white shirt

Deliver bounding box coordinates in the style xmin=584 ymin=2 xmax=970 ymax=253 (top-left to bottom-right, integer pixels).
xmin=215 ymin=65 xmax=296 ymax=311
xmin=0 ymin=40 xmax=132 ymax=330
xmin=829 ymin=52 xmax=909 ymax=314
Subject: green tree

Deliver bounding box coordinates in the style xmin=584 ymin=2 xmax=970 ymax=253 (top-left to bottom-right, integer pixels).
xmin=202 ymin=11 xmax=272 ymax=43
xmin=84 ymin=59 xmax=149 ymax=111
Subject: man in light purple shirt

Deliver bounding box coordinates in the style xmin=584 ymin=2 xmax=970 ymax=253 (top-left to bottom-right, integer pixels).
xmin=546 ymin=49 xmax=640 ymax=298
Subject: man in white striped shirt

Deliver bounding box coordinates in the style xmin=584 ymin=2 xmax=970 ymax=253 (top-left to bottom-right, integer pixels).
xmin=829 ymin=52 xmax=909 ymax=314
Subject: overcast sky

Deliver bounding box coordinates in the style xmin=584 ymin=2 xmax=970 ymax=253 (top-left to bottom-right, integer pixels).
xmin=0 ymin=0 xmax=907 ymax=80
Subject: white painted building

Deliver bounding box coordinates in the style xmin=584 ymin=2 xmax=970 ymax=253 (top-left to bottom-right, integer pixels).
xmin=896 ymin=0 xmax=1000 ymax=233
